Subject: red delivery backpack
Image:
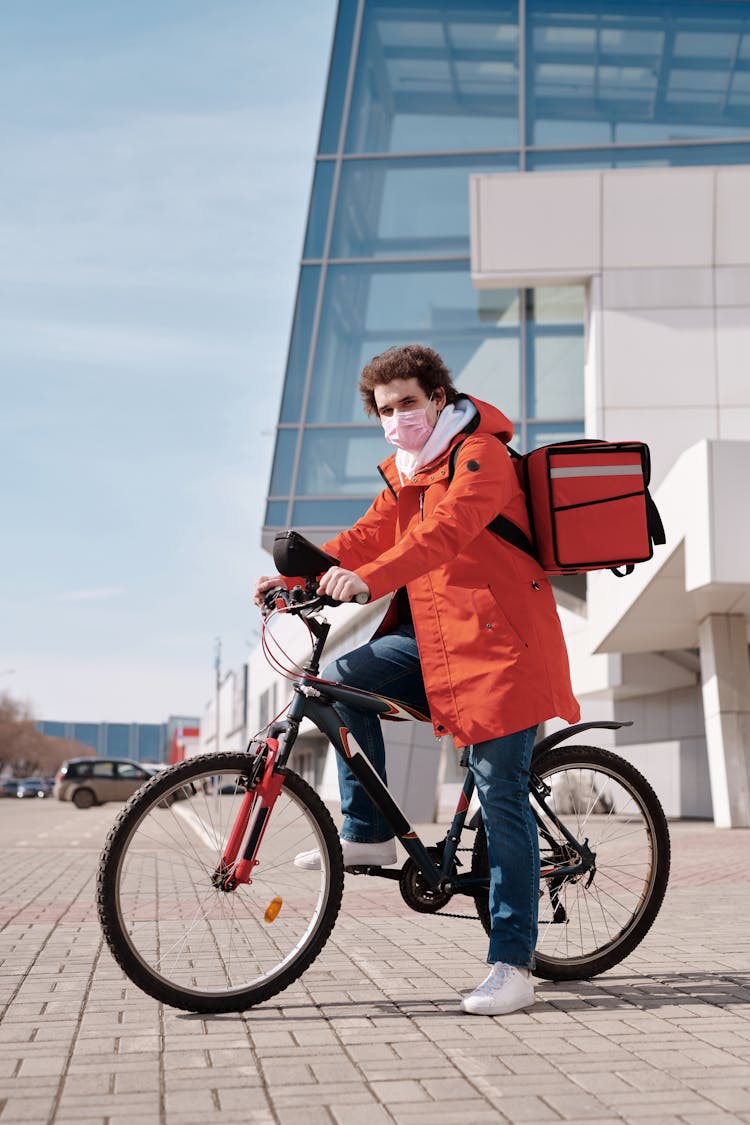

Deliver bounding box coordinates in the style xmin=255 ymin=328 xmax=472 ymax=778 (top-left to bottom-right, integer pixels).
xmin=450 ymin=439 xmax=666 ymax=577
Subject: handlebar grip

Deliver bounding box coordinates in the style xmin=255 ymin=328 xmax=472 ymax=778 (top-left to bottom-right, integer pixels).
xmin=352 ymin=592 xmax=369 ymax=605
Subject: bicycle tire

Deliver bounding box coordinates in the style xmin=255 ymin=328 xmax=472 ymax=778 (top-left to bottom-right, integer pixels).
xmin=471 ymin=744 xmax=670 ymax=981
xmin=97 ymin=751 xmax=344 ymax=1012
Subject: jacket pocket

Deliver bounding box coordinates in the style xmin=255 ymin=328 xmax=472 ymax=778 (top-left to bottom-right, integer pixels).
xmin=472 ymin=585 xmax=529 ymax=652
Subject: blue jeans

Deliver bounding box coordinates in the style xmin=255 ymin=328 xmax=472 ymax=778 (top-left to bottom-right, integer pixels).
xmin=322 ymin=625 xmax=539 ymax=968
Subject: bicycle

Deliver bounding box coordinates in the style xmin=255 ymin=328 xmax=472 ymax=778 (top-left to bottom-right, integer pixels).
xmin=97 ymin=532 xmax=670 ymax=1013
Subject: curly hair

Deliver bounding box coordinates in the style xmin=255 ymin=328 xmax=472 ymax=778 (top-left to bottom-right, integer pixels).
xmin=358 ymin=344 xmax=458 ymax=416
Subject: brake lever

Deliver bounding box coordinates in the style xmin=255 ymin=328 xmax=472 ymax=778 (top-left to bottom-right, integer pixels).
xmin=261 ymin=586 xmax=291 ymax=617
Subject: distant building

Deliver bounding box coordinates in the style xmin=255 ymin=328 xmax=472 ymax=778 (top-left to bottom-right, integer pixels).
xmin=36 ymin=716 xmax=200 ymax=764
xmin=258 ymin=0 xmax=750 ymax=827
xmin=166 ymin=717 xmax=202 ymax=763
xmin=199 ymin=665 xmax=249 ymax=756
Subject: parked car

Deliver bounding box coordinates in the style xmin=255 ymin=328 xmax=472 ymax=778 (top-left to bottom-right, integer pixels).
xmin=16 ymin=778 xmax=51 ymax=799
xmin=54 ymin=758 xmax=157 ymax=809
xmin=1 ymin=778 xmax=19 ymax=798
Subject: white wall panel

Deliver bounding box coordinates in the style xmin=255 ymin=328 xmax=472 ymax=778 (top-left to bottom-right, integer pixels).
xmin=710 ymin=443 xmax=750 ymax=587
xmin=718 ymin=406 xmax=750 ymax=440
xmin=602 ymin=268 xmax=714 ymax=310
xmin=716 ymin=266 xmax=750 ymax=307
xmin=602 ymin=168 xmax=714 ymax=270
xmin=584 ymin=277 xmax=604 ymax=434
xmin=715 ymin=167 xmax=750 ymax=267
xmin=666 ymin=686 xmax=705 ymax=740
xmin=472 ymin=170 xmax=600 ymax=276
xmin=716 ymin=307 xmax=750 ymax=405
xmin=602 ymin=308 xmax=716 ymax=409
xmin=602 ymin=407 xmax=716 ymax=487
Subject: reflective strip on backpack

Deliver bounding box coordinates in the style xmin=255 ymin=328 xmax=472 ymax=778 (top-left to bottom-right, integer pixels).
xmin=550 ymin=465 xmax=642 ymax=478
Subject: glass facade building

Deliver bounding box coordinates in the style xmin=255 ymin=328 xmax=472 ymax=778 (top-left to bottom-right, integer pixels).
xmin=264 ymin=0 xmax=750 ymax=545
xmin=36 ymin=720 xmax=169 ymax=762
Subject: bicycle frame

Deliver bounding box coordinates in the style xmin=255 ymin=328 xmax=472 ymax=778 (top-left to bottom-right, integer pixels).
xmin=222 ymin=606 xmax=630 ymax=900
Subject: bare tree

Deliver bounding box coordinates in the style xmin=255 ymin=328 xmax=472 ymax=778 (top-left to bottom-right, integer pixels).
xmin=0 ymin=693 xmax=94 ymax=777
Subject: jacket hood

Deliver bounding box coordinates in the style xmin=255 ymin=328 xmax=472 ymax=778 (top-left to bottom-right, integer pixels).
xmin=460 ymin=394 xmax=514 ymax=444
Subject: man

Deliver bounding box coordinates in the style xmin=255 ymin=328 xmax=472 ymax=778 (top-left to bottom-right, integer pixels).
xmin=255 ymin=344 xmax=579 ymax=1016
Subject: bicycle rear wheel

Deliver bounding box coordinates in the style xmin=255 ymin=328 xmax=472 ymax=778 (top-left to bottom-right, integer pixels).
xmin=97 ymin=752 xmax=344 ymax=1012
xmin=472 ymin=744 xmax=670 ymax=980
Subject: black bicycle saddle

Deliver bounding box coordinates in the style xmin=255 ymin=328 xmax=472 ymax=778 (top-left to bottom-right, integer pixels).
xmin=273 ymin=530 xmax=339 ymax=578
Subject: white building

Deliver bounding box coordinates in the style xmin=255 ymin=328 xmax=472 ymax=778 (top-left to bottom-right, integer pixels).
xmin=471 ymin=164 xmax=750 ymax=826
xmin=255 ymin=1 xmax=750 ymax=828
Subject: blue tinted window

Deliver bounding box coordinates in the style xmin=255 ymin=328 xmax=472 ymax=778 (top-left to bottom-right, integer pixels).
xmin=318 ymin=0 xmax=359 ymax=153
xmin=279 ymin=267 xmax=321 ymax=424
xmin=527 ymin=330 xmax=584 ymax=420
xmin=527 ymin=421 xmax=586 ymax=450
xmin=346 ymin=0 xmax=519 ymax=153
xmin=527 ymin=1 xmax=750 ymax=147
xmin=292 ymin=498 xmax=372 ymax=528
xmin=307 ymin=261 xmax=521 ymax=424
xmin=269 ymin=429 xmax=299 ymax=496
xmin=528 ymin=140 xmax=750 ymax=171
xmin=296 ymin=427 xmax=389 ymax=496
xmin=330 ymin=154 xmax=519 ymax=259
xmin=526 ymin=287 xmax=585 ymax=421
xmin=265 ymin=500 xmax=290 ymax=527
xmin=303 ymin=161 xmax=336 ymax=259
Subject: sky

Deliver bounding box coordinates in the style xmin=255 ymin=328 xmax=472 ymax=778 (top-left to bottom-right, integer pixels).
xmin=1 ymin=0 xmax=338 ymax=723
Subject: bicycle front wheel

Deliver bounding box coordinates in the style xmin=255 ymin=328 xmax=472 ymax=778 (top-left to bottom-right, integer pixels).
xmin=472 ymin=744 xmax=670 ymax=981
xmin=97 ymin=752 xmax=344 ymax=1012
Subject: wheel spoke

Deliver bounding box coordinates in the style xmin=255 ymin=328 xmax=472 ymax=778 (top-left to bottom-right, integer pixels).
xmin=98 ymin=754 xmax=344 ymax=1011
xmin=475 ymin=745 xmax=669 ymax=978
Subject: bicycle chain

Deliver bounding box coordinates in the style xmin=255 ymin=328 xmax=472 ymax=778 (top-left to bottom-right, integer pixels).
xmin=436 ymin=848 xmax=479 ymax=921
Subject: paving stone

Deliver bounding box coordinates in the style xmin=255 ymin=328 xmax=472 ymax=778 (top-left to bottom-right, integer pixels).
xmin=329 ymin=1106 xmax=394 ymax=1125
xmin=2 ymin=804 xmax=750 ymax=1124
xmin=368 ymin=1079 xmax=432 ymax=1103
xmin=701 ymin=1087 xmax=750 ymax=1112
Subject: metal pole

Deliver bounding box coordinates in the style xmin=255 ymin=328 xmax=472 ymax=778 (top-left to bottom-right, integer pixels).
xmin=214 ymin=637 xmax=221 ymax=751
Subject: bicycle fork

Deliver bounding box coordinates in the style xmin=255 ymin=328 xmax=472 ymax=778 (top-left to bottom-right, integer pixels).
xmin=212 ymin=739 xmax=283 ymax=892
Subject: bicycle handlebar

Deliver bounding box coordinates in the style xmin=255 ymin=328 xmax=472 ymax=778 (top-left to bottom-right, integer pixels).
xmin=262 ymin=584 xmax=368 ymax=618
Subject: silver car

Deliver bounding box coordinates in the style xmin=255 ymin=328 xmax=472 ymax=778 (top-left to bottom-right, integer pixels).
xmin=53 ymin=758 xmax=158 ymax=809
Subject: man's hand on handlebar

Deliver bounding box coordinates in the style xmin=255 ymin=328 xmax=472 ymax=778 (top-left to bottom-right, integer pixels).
xmin=317 ymin=566 xmax=370 ymax=605
xmin=254 ymin=568 xmax=370 ymax=614
xmin=254 ymin=575 xmax=285 ymax=608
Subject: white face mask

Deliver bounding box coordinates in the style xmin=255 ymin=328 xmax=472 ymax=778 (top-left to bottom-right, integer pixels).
xmin=381 ymin=408 xmax=433 ymax=453
xmin=381 ymin=396 xmax=437 ymax=453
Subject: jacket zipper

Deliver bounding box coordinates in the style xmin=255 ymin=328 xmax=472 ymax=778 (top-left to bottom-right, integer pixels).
xmin=419 ymin=490 xmax=425 ymax=520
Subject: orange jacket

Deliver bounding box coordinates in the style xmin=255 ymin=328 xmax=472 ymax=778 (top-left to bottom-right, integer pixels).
xmin=323 ymin=396 xmax=580 ymax=748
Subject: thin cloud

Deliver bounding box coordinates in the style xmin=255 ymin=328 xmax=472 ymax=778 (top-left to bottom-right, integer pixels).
xmin=57 ymin=586 xmax=125 ymax=603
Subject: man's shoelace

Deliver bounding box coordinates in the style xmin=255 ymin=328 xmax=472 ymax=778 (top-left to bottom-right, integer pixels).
xmin=473 ymin=964 xmax=513 ymax=995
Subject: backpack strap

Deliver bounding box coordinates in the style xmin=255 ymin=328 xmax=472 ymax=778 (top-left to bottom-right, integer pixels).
xmin=645 ymin=491 xmax=666 ymax=547
xmin=448 ymin=440 xmax=537 ymax=562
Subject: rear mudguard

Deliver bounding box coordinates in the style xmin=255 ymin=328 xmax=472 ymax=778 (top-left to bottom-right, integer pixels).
xmin=466 ymin=720 xmax=632 ymax=831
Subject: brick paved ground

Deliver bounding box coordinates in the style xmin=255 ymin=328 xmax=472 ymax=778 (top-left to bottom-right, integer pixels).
xmin=1 ymin=797 xmax=749 ymax=1124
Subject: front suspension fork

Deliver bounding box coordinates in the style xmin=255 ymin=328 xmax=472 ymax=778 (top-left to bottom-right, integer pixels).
xmin=214 ymin=739 xmax=284 ymax=891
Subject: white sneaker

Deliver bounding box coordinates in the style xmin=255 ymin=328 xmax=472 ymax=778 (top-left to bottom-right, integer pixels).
xmin=459 ymin=962 xmax=535 ymax=1016
xmin=294 ymin=837 xmax=398 ymax=871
